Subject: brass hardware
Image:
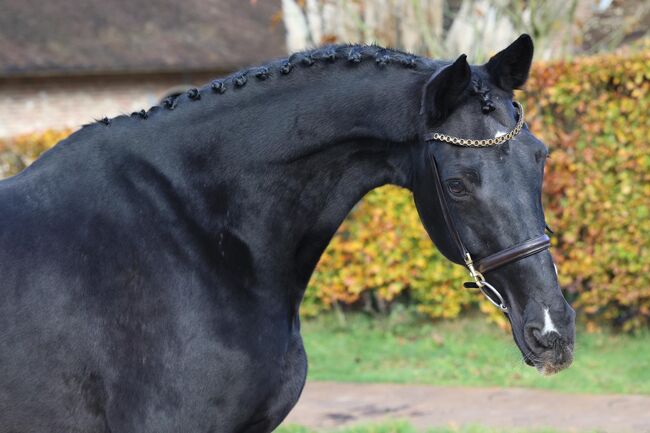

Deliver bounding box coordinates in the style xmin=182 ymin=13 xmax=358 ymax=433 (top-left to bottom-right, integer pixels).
xmin=429 ymin=101 xmax=525 ymax=148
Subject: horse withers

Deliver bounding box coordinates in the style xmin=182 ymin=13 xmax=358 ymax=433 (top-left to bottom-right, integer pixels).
xmin=0 ymin=34 xmax=574 ymax=432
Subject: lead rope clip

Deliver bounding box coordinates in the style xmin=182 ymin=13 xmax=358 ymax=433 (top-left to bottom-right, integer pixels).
xmin=463 ymin=253 xmax=508 ymax=313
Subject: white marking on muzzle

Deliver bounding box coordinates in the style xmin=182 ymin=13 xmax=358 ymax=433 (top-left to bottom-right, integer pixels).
xmin=542 ymin=308 xmax=560 ymax=336
xmin=495 ymin=130 xmax=507 ymax=138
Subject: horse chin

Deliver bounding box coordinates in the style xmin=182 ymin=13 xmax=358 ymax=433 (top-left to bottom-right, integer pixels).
xmin=534 ymin=361 xmax=571 ymax=376
xmin=514 ymin=335 xmax=574 ymax=375
xmin=508 ymin=324 xmax=573 ymax=376
xmin=526 ymin=347 xmax=573 ymax=376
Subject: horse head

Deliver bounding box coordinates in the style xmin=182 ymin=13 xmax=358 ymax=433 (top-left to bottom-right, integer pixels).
xmin=411 ymin=35 xmax=575 ymax=375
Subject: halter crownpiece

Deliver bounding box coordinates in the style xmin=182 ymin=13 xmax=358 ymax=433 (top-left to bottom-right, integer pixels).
xmin=423 ymin=101 xmax=525 ymax=147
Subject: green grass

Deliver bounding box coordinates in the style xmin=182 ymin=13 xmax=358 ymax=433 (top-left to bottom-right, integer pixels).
xmin=300 ymin=310 xmax=650 ymax=395
xmin=277 ymin=420 xmax=583 ymax=433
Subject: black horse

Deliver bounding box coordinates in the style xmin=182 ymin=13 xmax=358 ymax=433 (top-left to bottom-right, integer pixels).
xmin=0 ymin=34 xmax=575 ymax=432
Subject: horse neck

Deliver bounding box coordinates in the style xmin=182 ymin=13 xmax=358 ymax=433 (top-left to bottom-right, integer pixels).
xmin=175 ymin=64 xmax=427 ymax=282
xmin=242 ymin=65 xmax=424 ymax=291
xmin=217 ymin=64 xmax=426 ymax=288
xmin=70 ymin=61 xmax=428 ymax=294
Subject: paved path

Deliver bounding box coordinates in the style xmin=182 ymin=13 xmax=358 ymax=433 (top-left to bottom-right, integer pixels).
xmin=284 ymin=382 xmax=650 ymax=433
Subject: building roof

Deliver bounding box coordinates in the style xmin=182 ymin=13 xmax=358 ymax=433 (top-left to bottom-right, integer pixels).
xmin=0 ymin=0 xmax=286 ymax=78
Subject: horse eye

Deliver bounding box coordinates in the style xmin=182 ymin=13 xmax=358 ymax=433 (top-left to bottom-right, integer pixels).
xmin=446 ymin=179 xmax=467 ymax=196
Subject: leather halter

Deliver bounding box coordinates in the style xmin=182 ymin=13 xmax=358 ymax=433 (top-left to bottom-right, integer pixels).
xmin=422 ymin=104 xmax=551 ymax=313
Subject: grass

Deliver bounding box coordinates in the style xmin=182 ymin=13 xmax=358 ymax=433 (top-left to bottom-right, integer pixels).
xmin=276 ymin=420 xmax=584 ymax=433
xmin=300 ymin=310 xmax=650 ymax=395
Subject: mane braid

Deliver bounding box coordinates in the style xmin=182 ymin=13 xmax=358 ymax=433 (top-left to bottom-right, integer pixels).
xmin=90 ymin=44 xmax=428 ymax=127
xmin=187 ymin=88 xmax=201 ymax=100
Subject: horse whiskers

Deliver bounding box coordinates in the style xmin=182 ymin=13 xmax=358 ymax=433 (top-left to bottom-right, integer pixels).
xmin=522 ymin=350 xmax=539 ymax=366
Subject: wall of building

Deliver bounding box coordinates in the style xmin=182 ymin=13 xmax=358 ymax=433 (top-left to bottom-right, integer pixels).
xmin=0 ymin=72 xmax=221 ymax=138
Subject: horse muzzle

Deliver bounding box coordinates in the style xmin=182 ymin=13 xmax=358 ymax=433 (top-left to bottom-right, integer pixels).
xmin=521 ymin=301 xmax=576 ymax=375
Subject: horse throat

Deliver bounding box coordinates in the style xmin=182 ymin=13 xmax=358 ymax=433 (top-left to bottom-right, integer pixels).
xmin=288 ymin=140 xmax=413 ymax=285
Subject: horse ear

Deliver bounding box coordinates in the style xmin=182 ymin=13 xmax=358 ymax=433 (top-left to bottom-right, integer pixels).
xmin=485 ymin=34 xmax=534 ymax=91
xmin=421 ymin=54 xmax=471 ymax=125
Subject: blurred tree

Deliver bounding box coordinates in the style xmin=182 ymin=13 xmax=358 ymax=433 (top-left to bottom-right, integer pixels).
xmin=281 ymin=0 xmax=649 ymax=61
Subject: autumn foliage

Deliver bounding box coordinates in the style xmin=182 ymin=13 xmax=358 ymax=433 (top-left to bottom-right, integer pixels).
xmin=306 ymin=51 xmax=650 ymax=330
xmin=1 ymin=52 xmax=648 ymax=330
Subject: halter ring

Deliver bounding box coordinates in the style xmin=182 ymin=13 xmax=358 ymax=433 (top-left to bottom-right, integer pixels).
xmin=479 ymin=281 xmax=509 ymax=313
xmin=464 ymin=252 xmax=509 ymax=313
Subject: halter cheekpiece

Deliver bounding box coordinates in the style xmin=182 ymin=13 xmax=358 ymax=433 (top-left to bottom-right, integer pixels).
xmin=422 ymin=101 xmax=550 ymax=313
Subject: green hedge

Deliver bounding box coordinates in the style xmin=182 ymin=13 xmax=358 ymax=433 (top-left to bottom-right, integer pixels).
xmin=1 ymin=51 xmax=649 ymax=330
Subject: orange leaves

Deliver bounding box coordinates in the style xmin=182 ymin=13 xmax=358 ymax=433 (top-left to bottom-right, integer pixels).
xmin=306 ymin=184 xmax=501 ymax=323
xmin=527 ymin=51 xmax=650 ymax=331
xmin=0 ymin=129 xmax=70 ymax=178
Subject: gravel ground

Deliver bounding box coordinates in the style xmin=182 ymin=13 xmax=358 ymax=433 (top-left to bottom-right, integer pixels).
xmin=284 ymin=382 xmax=650 ymax=433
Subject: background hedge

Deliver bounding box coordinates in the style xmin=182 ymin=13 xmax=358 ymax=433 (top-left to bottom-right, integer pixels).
xmin=306 ymin=51 xmax=650 ymax=331
xmin=1 ymin=51 xmax=648 ymax=330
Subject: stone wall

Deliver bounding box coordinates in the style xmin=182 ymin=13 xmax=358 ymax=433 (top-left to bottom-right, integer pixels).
xmin=0 ymin=72 xmax=222 ymax=138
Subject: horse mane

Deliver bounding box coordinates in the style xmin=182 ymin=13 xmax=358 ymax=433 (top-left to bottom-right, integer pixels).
xmin=90 ymin=44 xmax=433 ymax=127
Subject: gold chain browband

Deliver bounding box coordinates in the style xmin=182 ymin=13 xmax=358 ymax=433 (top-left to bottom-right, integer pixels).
xmin=423 ymin=101 xmax=525 ymax=147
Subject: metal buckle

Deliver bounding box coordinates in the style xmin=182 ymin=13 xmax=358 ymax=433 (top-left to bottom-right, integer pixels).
xmin=464 ymin=253 xmax=508 ymax=313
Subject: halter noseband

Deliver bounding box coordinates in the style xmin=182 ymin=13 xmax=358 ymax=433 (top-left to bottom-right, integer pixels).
xmin=423 ymin=101 xmax=550 ymax=313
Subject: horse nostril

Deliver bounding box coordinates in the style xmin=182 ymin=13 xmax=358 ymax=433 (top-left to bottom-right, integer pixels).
xmin=523 ymin=313 xmax=573 ymax=372
xmin=524 ymin=323 xmax=572 ymax=365
xmin=553 ymin=341 xmax=574 ymax=365
xmin=524 ymin=324 xmax=555 ymax=353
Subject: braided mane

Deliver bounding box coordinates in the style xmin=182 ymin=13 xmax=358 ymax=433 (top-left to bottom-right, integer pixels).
xmin=92 ymin=44 xmax=431 ymax=127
